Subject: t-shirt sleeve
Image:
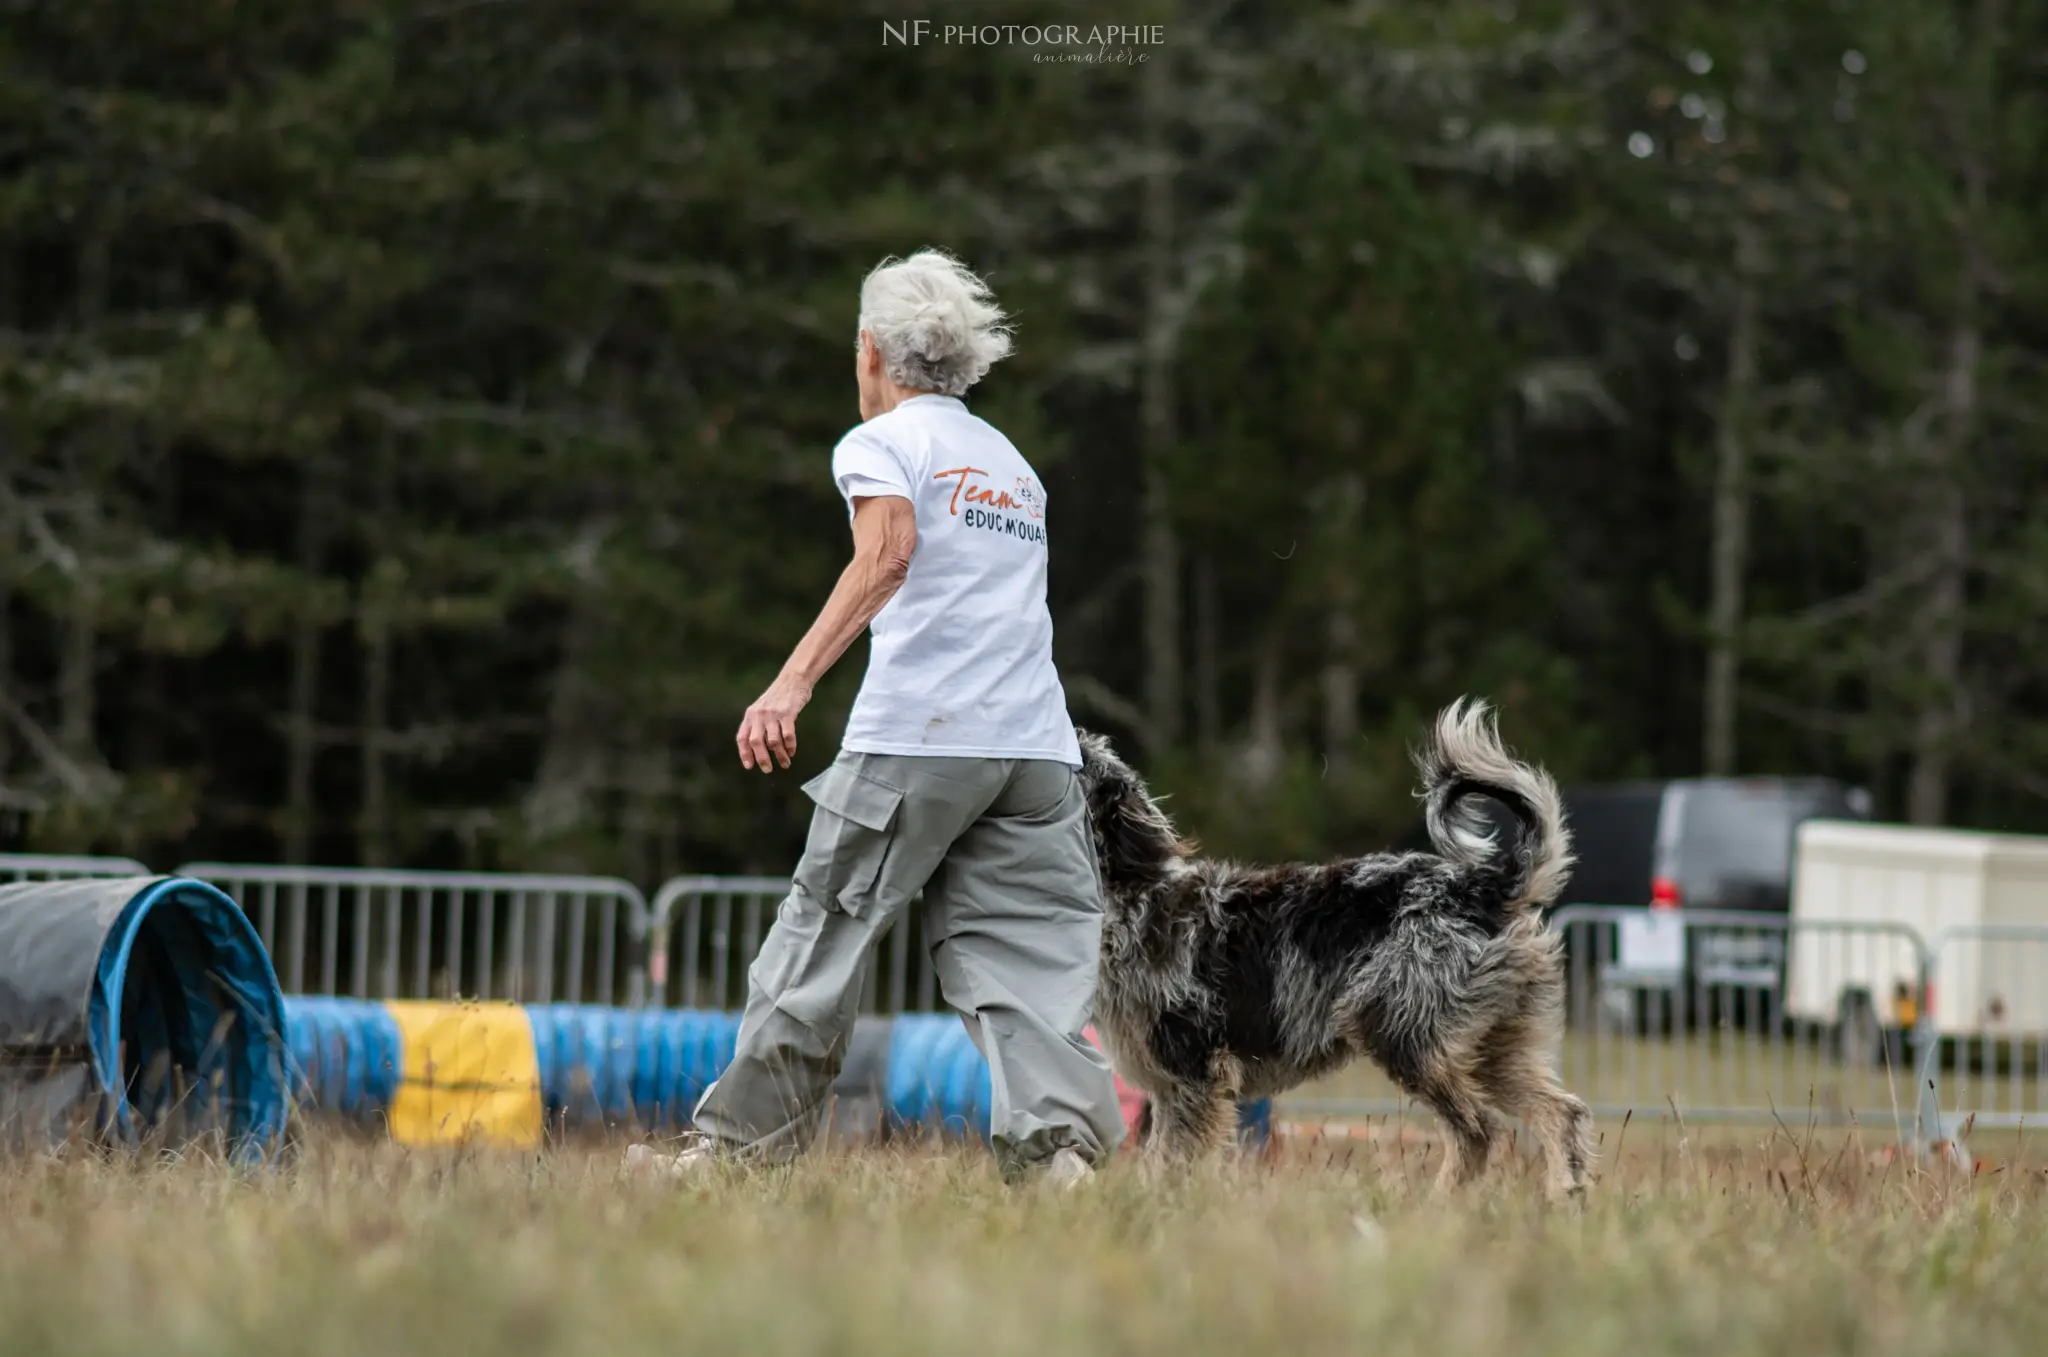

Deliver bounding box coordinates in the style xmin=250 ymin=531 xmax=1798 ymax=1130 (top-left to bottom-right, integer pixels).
xmin=831 ymin=425 xmax=915 ymax=504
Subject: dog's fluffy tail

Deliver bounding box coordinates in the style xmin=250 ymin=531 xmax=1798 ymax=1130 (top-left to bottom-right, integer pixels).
xmin=1414 ymin=698 xmax=1575 ymax=911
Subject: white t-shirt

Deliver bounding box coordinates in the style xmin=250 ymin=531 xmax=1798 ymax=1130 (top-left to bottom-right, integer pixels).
xmin=830 ymin=394 xmax=1081 ymax=768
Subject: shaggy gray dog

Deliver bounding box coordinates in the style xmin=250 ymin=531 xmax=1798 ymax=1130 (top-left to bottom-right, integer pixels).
xmin=1078 ymin=698 xmax=1595 ymax=1199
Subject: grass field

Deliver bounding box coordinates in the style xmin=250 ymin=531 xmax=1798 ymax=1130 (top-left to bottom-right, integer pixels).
xmin=1 ymin=1127 xmax=2043 ymax=1357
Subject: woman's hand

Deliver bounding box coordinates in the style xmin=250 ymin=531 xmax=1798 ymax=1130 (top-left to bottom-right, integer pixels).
xmin=737 ymin=672 xmax=814 ymax=773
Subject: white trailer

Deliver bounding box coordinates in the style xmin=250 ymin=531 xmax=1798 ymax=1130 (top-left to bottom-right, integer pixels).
xmin=1785 ymin=820 xmax=2048 ymax=1050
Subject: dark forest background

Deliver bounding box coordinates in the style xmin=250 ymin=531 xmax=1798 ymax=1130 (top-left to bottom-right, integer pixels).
xmin=3 ymin=0 xmax=2045 ymax=883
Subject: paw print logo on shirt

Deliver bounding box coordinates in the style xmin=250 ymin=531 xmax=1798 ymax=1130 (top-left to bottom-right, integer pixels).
xmin=1015 ymin=477 xmax=1046 ymax=520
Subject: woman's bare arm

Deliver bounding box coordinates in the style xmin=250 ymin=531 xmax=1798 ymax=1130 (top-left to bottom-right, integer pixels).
xmin=736 ymin=495 xmax=917 ymax=772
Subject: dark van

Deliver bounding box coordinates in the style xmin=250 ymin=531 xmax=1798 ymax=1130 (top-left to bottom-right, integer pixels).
xmin=1396 ymin=777 xmax=1870 ymax=909
xmin=1560 ymin=778 xmax=1872 ymax=1030
xmin=1564 ymin=778 xmax=1873 ymax=915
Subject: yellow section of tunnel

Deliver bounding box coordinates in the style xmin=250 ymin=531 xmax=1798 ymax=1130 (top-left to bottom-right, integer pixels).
xmin=385 ymin=1001 xmax=543 ymax=1148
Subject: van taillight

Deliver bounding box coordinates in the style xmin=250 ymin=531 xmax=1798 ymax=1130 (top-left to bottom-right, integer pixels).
xmin=1651 ymin=876 xmax=1683 ymax=910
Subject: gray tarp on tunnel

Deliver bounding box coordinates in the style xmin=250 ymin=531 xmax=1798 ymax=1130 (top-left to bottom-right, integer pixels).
xmin=0 ymin=876 xmax=290 ymax=1160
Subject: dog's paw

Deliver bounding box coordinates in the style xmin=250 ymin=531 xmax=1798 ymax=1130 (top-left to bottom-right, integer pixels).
xmin=1548 ymin=1181 xmax=1590 ymax=1210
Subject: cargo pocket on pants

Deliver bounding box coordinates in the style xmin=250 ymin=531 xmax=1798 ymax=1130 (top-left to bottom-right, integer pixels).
xmin=795 ymin=762 xmax=905 ymax=918
xmin=748 ymin=891 xmax=827 ymax=1013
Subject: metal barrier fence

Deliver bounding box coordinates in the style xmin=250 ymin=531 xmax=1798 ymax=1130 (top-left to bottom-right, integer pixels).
xmin=0 ymin=852 xmax=152 ymax=882
xmin=1552 ymin=905 xmax=1930 ymax=1127
xmin=647 ymin=876 xmax=941 ymax=1014
xmin=1915 ymin=924 xmax=2048 ymax=1136
xmin=179 ymin=863 xmax=650 ymax=1007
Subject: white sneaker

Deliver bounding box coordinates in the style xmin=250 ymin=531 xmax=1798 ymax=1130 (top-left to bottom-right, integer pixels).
xmin=1042 ymin=1147 xmax=1095 ymax=1191
xmin=623 ymin=1135 xmax=721 ymax=1180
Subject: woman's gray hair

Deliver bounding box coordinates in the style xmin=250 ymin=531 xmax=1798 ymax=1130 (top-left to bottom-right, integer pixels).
xmin=857 ymin=250 xmax=1014 ymax=397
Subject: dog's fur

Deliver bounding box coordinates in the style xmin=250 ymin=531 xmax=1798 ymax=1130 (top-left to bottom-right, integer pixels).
xmin=1078 ymin=698 xmax=1595 ymax=1199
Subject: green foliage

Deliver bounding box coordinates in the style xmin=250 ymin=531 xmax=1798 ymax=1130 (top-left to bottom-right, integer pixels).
xmin=2 ymin=0 xmax=2047 ymax=875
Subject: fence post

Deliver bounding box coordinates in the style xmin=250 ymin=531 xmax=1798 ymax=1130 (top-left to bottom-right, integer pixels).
xmin=174 ymin=864 xmax=650 ymax=1005
xmin=645 ymin=915 xmax=669 ymax=1009
xmin=648 ymin=875 xmax=943 ymax=1014
xmin=1911 ymin=928 xmax=1972 ymax=1169
xmin=1911 ymin=942 xmax=1943 ymax=1153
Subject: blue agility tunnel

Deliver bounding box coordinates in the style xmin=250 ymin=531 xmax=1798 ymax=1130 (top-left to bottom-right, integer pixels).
xmin=524 ymin=1004 xmax=741 ymax=1129
xmin=0 ymin=876 xmax=291 ymax=1161
xmin=882 ymin=1013 xmax=995 ymax=1138
xmin=284 ymin=996 xmax=403 ymax=1126
xmin=280 ymin=999 xmax=746 ymax=1138
xmin=276 ymin=997 xmax=1270 ymax=1151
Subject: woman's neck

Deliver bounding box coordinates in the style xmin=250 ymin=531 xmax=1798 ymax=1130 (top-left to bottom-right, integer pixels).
xmin=866 ymin=383 xmax=942 ymax=419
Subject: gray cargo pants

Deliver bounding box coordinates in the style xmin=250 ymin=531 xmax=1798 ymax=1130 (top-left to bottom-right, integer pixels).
xmin=690 ymin=751 xmax=1124 ymax=1179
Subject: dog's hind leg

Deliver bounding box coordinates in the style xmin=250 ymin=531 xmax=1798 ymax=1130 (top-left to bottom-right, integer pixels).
xmin=1472 ymin=1013 xmax=1594 ymax=1202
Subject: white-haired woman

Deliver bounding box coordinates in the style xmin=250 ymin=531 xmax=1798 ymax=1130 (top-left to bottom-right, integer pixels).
xmin=632 ymin=250 xmax=1122 ymax=1186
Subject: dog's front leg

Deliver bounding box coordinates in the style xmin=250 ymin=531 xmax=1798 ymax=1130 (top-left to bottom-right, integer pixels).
xmin=1144 ymin=1082 xmax=1235 ymax=1165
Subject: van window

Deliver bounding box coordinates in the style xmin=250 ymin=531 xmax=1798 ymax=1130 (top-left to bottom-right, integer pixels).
xmin=1664 ymin=783 xmax=1849 ymax=906
xmin=1559 ymin=786 xmax=1662 ymax=906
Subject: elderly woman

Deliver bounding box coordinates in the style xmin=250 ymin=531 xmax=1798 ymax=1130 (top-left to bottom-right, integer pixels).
xmin=634 ymin=250 xmax=1123 ymax=1186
